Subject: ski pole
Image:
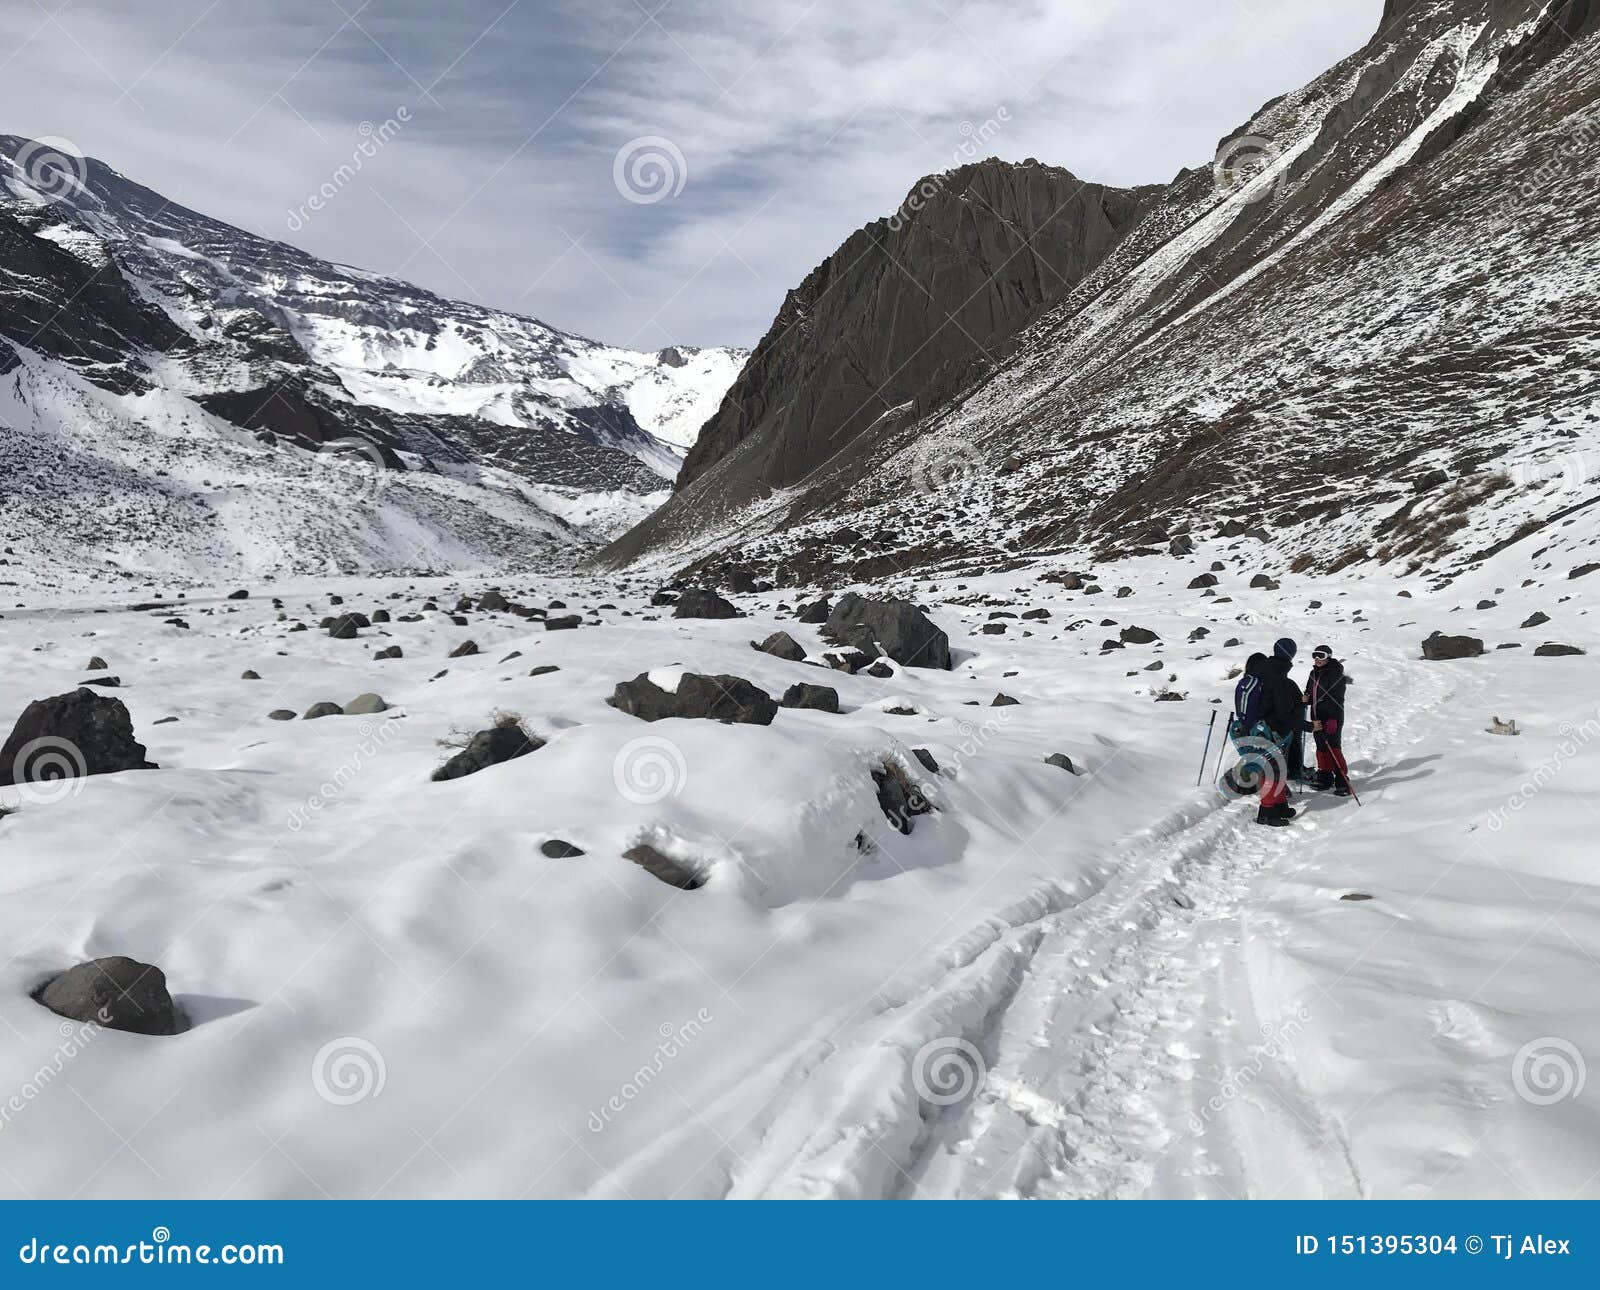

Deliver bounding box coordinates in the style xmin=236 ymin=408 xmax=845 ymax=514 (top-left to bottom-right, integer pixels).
xmin=1196 ymin=710 xmax=1216 ymax=787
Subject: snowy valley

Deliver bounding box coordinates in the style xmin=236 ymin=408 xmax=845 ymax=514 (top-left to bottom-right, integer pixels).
xmin=2 ymin=0 xmax=1599 ymax=1204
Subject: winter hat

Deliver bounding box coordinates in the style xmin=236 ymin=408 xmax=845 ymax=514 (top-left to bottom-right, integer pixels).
xmin=1273 ymin=637 xmax=1297 ymax=661
xmin=1312 ymin=643 xmax=1333 ymax=659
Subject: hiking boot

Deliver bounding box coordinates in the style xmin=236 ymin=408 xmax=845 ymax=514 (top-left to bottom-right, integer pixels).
xmin=1255 ymin=806 xmax=1291 ymax=827
xmin=1333 ymin=782 xmax=1351 ymax=797
xmin=1273 ymin=802 xmax=1298 ymax=819
xmin=1312 ymin=770 xmax=1335 ymax=791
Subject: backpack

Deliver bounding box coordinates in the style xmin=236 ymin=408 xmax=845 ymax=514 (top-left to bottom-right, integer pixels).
xmin=1233 ymin=673 xmax=1265 ymax=731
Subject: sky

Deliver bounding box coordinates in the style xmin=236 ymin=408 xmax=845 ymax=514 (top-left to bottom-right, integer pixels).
xmin=0 ymin=0 xmax=1382 ymax=351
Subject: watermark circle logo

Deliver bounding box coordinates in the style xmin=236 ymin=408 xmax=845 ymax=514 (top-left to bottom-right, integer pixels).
xmin=317 ymin=434 xmax=390 ymax=503
xmin=911 ymin=1036 xmax=986 ymax=1107
xmin=312 ymin=1036 xmax=387 ymax=1106
xmin=912 ymin=443 xmax=986 ymax=497
xmin=612 ymin=735 xmax=688 ymax=805
xmin=613 ymin=136 xmax=688 ymax=205
xmin=1213 ymin=133 xmax=1286 ymax=205
xmin=1512 ymin=1036 xmax=1586 ymax=1106
xmin=5 ymin=136 xmax=88 ymax=205
xmin=1216 ymin=733 xmax=1286 ymax=801
xmin=11 ymin=737 xmax=88 ymax=806
xmin=151 ymin=1226 xmax=171 ymax=1244
xmin=1507 ymin=451 xmax=1591 ymax=497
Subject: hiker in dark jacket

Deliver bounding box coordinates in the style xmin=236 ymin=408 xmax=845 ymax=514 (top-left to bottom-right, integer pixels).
xmin=1229 ymin=641 xmax=1302 ymax=827
xmin=1305 ymin=643 xmax=1352 ymax=796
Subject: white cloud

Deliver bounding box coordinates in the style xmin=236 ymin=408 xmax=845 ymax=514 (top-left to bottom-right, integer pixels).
xmin=0 ymin=0 xmax=1383 ymax=347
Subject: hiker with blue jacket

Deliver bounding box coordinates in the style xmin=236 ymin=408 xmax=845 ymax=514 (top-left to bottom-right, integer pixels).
xmin=1231 ymin=638 xmax=1304 ymax=827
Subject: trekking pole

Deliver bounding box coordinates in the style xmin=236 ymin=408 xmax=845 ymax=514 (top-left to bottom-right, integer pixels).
xmin=1196 ymin=710 xmax=1217 ymax=787
xmin=1213 ymin=714 xmax=1232 ymax=783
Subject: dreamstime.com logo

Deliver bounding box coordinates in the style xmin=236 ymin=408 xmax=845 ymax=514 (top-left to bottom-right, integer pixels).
xmin=887 ymin=106 xmax=1011 ymax=231
xmin=3 ymin=136 xmax=88 ymax=205
xmin=912 ymin=442 xmax=987 ymax=497
xmin=1504 ymin=450 xmax=1593 ymax=497
xmin=612 ymin=735 xmax=689 ymax=805
xmin=1512 ymin=1037 xmax=1586 ymax=1106
xmin=1213 ymin=132 xmax=1288 ymax=205
xmin=0 ymin=1011 xmax=110 ymax=1134
xmin=18 ymin=1227 xmax=283 ymax=1267
xmin=316 ymin=433 xmax=391 ymax=504
xmin=1187 ymin=1005 xmax=1312 ymax=1134
xmin=286 ymin=109 xmax=411 ymax=232
xmin=613 ymin=136 xmax=688 ymax=205
xmin=911 ymin=1036 xmax=987 ymax=1107
xmin=1483 ymin=709 xmax=1600 ymax=833
xmin=311 ymin=1036 xmax=387 ymax=1106
xmin=9 ymin=736 xmax=88 ymax=807
xmin=587 ymin=1010 xmax=713 ymax=1132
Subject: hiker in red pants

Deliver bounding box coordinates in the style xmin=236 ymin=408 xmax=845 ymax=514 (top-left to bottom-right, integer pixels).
xmin=1305 ymin=643 xmax=1352 ymax=797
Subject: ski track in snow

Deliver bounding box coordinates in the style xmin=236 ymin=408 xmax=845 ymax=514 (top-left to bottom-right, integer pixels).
xmin=730 ymin=648 xmax=1455 ymax=1200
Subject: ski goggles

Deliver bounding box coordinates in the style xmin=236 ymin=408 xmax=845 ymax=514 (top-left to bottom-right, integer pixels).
xmin=1311 ymin=649 xmax=1332 ymax=661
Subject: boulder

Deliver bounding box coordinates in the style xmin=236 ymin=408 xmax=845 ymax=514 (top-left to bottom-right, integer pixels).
xmin=1521 ymin=611 xmax=1551 ymax=628
xmin=303 ymin=701 xmax=344 ymax=720
xmin=35 ymin=956 xmax=180 ymax=1036
xmin=1120 ymin=625 xmax=1160 ymax=644
xmin=268 ymin=709 xmax=296 ymax=721
xmin=449 ymin=640 xmax=480 ymax=658
xmin=795 ymin=597 xmax=832 ymax=624
xmin=227 ymin=589 xmax=249 ymax=601
xmin=86 ymin=655 xmax=108 ymax=671
xmin=1534 ymin=643 xmax=1586 ymax=657
xmin=623 ymin=843 xmax=706 ymax=890
xmin=821 ymin=593 xmax=951 ymax=670
xmin=344 ymin=693 xmax=388 ymax=715
xmin=1249 ymin=574 xmax=1279 ymax=590
xmin=1570 ymin=563 xmax=1598 ymax=580
xmin=432 ymin=724 xmax=545 ymax=781
xmin=753 ymin=631 xmax=807 ymax=662
xmin=872 ymin=762 xmax=932 ymax=835
xmin=912 ymin=747 xmax=940 ymax=774
xmin=1044 ymin=752 xmax=1076 ymax=774
xmin=1188 ymin=573 xmax=1218 ymax=589
xmin=540 ymin=839 xmax=585 ymax=858
xmin=375 ymin=645 xmax=403 ymax=660
xmin=780 ymin=683 xmax=840 ymax=713
xmin=478 ymin=591 xmax=510 ymax=612
xmin=1421 ymin=631 xmax=1484 ymax=660
xmin=991 ymin=693 xmax=1020 ymax=707
xmin=545 ymin=615 xmax=583 ymax=630
xmin=609 ymin=673 xmax=778 ymax=725
xmin=528 ymin=665 xmax=560 ymax=678
xmin=327 ymin=614 xmax=363 ymax=639
xmin=0 ymin=689 xmax=156 ymax=786
xmin=673 ymin=589 xmax=741 ymax=620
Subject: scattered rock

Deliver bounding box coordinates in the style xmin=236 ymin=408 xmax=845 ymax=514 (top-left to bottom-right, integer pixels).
xmin=227 ymin=589 xmax=249 ymax=601
xmin=795 ymin=597 xmax=832 ymax=624
xmin=752 ymin=631 xmax=807 ymax=662
xmin=1521 ymin=611 xmax=1551 ymax=628
xmin=1044 ymin=752 xmax=1076 ymax=774
xmin=873 ymin=761 xmax=931 ymax=835
xmin=673 ymin=589 xmax=741 ymax=619
xmin=303 ymin=701 xmax=344 ymax=720
xmin=241 ymin=669 xmax=260 ymax=680
xmin=541 ymin=839 xmax=585 ymax=859
xmin=1188 ymin=573 xmax=1218 ymax=589
xmin=432 ymin=724 xmax=545 ymax=781
xmin=1249 ymin=574 xmax=1279 ymax=590
xmin=35 ymin=956 xmax=180 ymax=1036
xmin=1339 ymin=892 xmax=1374 ymax=902
xmin=609 ymin=673 xmax=778 ymax=725
xmin=268 ymin=709 xmax=296 ymax=721
xmin=1120 ymin=625 xmax=1159 ymax=644
xmin=375 ymin=645 xmax=403 ymax=660
xmin=344 ymin=693 xmax=388 ymax=715
xmin=528 ymin=665 xmax=560 ymax=678
xmin=991 ymin=693 xmax=1020 ymax=707
xmin=449 ymin=640 xmax=480 ymax=658
xmin=0 ymin=689 xmax=157 ymax=785
xmin=1420 ymin=631 xmax=1484 ymax=660
xmin=912 ymin=747 xmax=940 ymax=774
xmin=86 ymin=655 xmax=108 ymax=671
xmin=822 ymin=593 xmax=951 ymax=670
xmin=1570 ymin=562 xmax=1598 ymax=580
xmin=478 ymin=591 xmax=510 ymax=612
xmin=1534 ymin=642 xmax=1586 ymax=657
xmin=327 ymin=614 xmax=363 ymax=639
xmin=780 ymin=682 xmax=839 ymax=713
xmin=624 ymin=843 xmax=706 ymax=890
xmin=545 ymin=615 xmax=583 ymax=630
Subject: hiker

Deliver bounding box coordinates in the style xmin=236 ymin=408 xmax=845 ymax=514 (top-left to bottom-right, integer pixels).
xmin=1230 ymin=641 xmax=1302 ymax=826
xmin=1305 ymin=642 xmax=1352 ymax=796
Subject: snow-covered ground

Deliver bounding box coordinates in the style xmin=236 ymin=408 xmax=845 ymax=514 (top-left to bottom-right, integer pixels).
xmin=0 ymin=513 xmax=1594 ymax=1200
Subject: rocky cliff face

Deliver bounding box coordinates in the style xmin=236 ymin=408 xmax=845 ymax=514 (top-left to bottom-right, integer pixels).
xmin=598 ymin=0 xmax=1600 ymax=593
xmin=604 ymin=160 xmax=1156 ymax=564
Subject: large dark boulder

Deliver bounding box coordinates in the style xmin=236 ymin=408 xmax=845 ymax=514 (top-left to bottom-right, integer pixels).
xmin=35 ymin=956 xmax=180 ymax=1035
xmin=624 ymin=843 xmax=706 ymax=890
xmin=0 ymin=689 xmax=156 ymax=786
xmin=432 ymin=724 xmax=545 ymax=781
xmin=608 ymin=673 xmax=777 ymax=725
xmin=1533 ymin=642 xmax=1586 ymax=657
xmin=752 ymin=631 xmax=807 ymax=662
xmin=1421 ymin=631 xmax=1484 ymax=660
xmin=780 ymin=682 xmax=840 ymax=713
xmin=821 ymin=593 xmax=951 ymax=670
xmin=672 ymin=589 xmax=741 ymax=620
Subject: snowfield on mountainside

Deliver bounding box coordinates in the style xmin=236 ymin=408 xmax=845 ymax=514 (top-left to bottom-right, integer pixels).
xmin=1 ymin=510 xmax=1595 ymax=1199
